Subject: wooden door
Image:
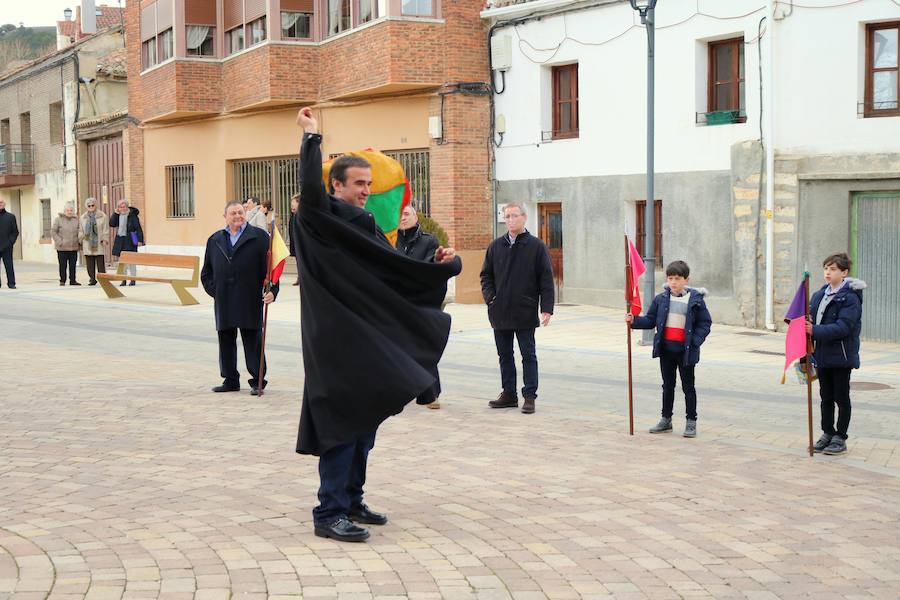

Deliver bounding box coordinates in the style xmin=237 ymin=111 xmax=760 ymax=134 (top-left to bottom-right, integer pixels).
xmin=538 ymin=202 xmax=563 ymax=301
xmin=87 ymin=135 xmax=124 ymax=262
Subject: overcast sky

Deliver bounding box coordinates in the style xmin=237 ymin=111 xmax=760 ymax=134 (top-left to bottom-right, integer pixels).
xmin=2 ymin=0 xmax=127 ymax=29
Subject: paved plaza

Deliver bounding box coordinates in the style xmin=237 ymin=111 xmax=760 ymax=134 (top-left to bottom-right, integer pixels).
xmin=2 ymin=263 xmax=900 ymax=599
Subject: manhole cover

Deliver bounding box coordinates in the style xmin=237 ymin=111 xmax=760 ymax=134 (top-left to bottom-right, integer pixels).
xmin=851 ymin=381 xmax=893 ymax=391
xmin=736 ymin=331 xmax=767 ymax=337
xmin=749 ymin=349 xmax=783 ymax=356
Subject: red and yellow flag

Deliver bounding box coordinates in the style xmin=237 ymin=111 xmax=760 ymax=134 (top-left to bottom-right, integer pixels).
xmin=269 ymin=226 xmax=291 ymax=284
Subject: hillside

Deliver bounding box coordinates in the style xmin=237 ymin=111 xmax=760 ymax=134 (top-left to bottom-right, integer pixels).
xmin=0 ymin=25 xmax=57 ymax=74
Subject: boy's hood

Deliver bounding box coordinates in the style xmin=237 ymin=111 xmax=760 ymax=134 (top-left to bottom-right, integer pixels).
xmin=663 ymin=284 xmax=708 ymax=296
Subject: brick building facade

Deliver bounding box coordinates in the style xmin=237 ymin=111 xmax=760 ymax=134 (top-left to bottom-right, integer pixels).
xmin=127 ymin=0 xmax=492 ymax=297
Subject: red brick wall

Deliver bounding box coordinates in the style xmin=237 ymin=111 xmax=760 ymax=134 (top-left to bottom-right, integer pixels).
xmin=126 ymin=0 xmax=493 ymax=250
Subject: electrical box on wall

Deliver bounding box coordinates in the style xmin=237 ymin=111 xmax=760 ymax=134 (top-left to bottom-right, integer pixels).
xmin=497 ymin=203 xmax=508 ymax=222
xmin=491 ymin=35 xmax=512 ymax=71
xmin=428 ymin=116 xmax=442 ymax=139
xmin=496 ymin=114 xmax=506 ymax=134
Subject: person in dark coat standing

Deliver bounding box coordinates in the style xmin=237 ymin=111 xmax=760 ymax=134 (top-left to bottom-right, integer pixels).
xmin=109 ymin=199 xmax=144 ymax=286
xmin=294 ymin=107 xmax=461 ymax=543
xmin=395 ymin=203 xmax=443 ymax=409
xmin=480 ymin=202 xmax=554 ymax=415
xmin=806 ymin=253 xmax=865 ymax=455
xmin=0 ymin=198 xmax=19 ymax=289
xmin=201 ymin=201 xmax=278 ymax=396
xmin=289 ymin=194 xmax=301 ymax=286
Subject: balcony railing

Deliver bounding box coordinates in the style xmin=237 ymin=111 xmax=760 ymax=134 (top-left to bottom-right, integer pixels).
xmin=0 ymin=144 xmax=35 ymax=176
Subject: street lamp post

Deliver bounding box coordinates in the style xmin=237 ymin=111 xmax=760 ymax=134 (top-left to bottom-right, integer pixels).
xmin=629 ymin=0 xmax=658 ymax=344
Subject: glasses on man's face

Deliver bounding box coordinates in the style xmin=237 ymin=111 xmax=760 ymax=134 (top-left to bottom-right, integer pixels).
xmin=504 ymin=213 xmax=523 ymax=220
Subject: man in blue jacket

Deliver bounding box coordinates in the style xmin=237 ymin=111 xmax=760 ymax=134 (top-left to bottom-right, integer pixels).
xmin=627 ymin=261 xmax=712 ymax=437
xmin=807 ymin=253 xmax=865 ymax=455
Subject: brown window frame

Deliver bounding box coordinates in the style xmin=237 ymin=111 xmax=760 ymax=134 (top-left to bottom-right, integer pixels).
xmin=635 ymin=200 xmax=662 ymax=263
xmin=707 ymin=37 xmax=746 ymax=122
xmin=40 ymin=198 xmax=52 ymax=241
xmin=552 ymin=63 xmax=579 ymax=140
xmin=49 ymin=102 xmax=64 ymax=146
xmin=864 ymin=21 xmax=900 ymax=118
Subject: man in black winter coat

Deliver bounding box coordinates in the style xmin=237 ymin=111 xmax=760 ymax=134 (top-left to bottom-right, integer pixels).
xmin=0 ymin=198 xmax=18 ymax=289
xmin=294 ymin=107 xmax=461 ymax=544
xmin=480 ymin=202 xmax=554 ymax=415
xmin=201 ymin=201 xmax=278 ymax=396
xmin=395 ymin=204 xmax=443 ymax=408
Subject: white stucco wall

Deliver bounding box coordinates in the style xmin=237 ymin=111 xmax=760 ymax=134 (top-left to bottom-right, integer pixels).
xmin=487 ymin=0 xmax=900 ymax=182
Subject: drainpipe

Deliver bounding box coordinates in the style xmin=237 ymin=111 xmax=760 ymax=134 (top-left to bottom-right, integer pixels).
xmin=764 ymin=0 xmax=776 ymax=330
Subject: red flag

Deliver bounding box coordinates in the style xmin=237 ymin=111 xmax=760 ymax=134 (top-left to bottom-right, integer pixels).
xmin=626 ymin=237 xmax=646 ymax=316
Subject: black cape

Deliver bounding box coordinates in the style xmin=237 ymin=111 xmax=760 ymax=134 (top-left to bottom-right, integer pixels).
xmin=294 ymin=133 xmax=461 ymax=456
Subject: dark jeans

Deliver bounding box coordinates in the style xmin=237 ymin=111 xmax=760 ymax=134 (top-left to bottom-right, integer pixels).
xmin=217 ymin=328 xmax=266 ymax=389
xmin=57 ymin=250 xmax=78 ymax=283
xmin=84 ymin=254 xmax=106 ymax=283
xmin=494 ymin=328 xmax=538 ymax=398
xmin=0 ymin=247 xmax=14 ymax=286
xmin=313 ymin=429 xmax=378 ymax=525
xmin=659 ymin=347 xmax=697 ymax=420
xmin=819 ymin=367 xmax=852 ymax=439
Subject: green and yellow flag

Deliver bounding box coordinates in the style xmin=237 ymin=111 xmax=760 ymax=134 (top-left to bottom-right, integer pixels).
xmin=323 ymin=149 xmax=411 ymax=245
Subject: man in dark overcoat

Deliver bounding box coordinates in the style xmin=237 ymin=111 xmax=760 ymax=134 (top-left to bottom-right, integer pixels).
xmin=293 ymin=107 xmax=461 ymax=543
xmin=0 ymin=198 xmax=19 ymax=289
xmin=201 ymin=201 xmax=278 ymax=395
xmin=480 ymin=201 xmax=555 ymax=415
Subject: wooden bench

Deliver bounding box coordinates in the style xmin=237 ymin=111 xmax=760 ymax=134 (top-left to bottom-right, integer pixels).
xmin=98 ymin=251 xmax=201 ymax=305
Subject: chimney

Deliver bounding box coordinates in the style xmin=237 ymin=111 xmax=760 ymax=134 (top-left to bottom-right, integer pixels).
xmin=64 ymin=8 xmax=73 ymax=21
xmin=82 ymin=0 xmax=97 ymax=34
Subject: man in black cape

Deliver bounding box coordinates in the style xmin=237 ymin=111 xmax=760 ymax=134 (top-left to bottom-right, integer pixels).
xmin=293 ymin=108 xmax=461 ymax=542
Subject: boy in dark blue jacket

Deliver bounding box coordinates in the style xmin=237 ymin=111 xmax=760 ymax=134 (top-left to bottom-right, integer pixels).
xmin=807 ymin=253 xmax=865 ymax=455
xmin=627 ymin=261 xmax=712 ymax=437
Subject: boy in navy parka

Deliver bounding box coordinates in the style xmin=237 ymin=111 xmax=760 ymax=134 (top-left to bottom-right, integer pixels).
xmin=627 ymin=261 xmax=712 ymax=437
xmin=807 ymin=253 xmax=866 ymax=455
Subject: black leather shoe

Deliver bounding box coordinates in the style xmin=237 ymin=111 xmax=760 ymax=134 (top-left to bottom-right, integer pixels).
xmin=212 ymin=384 xmax=240 ymax=393
xmin=7 ymin=285 xmax=14 ymax=289
xmin=250 ymin=387 xmax=260 ymax=396
xmin=129 ymin=281 xmax=136 ymax=286
xmin=314 ymin=517 xmax=370 ymax=542
xmin=348 ymin=503 xmax=388 ymax=525
xmin=119 ymin=281 xmax=127 ymax=287
xmin=71 ymin=281 xmax=82 ymax=286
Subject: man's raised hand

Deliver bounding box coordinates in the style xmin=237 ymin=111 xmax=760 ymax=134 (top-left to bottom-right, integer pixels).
xmin=296 ymin=107 xmax=318 ymax=133
xmin=435 ymin=246 xmax=456 ymax=264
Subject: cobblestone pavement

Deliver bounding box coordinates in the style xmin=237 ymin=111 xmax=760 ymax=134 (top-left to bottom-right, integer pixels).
xmin=2 ymin=264 xmax=900 ymax=599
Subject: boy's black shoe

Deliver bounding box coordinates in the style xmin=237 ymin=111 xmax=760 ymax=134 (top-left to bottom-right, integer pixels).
xmin=348 ymin=503 xmax=388 ymax=525
xmin=314 ymin=517 xmax=370 ymax=542
xmin=489 ymin=391 xmax=518 ymax=409
xmin=813 ymin=433 xmax=833 ymax=453
xmin=823 ymin=436 xmax=847 ymax=455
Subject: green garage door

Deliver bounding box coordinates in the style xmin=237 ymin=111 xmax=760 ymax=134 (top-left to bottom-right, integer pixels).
xmin=852 ymin=192 xmax=900 ymax=342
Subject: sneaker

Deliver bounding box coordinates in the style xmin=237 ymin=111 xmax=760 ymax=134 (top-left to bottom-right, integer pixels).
xmin=683 ymin=419 xmax=697 ymax=438
xmin=649 ymin=417 xmax=673 ymax=434
xmin=813 ymin=433 xmax=833 ymax=453
xmin=488 ymin=391 xmax=518 ymax=409
xmin=823 ymin=436 xmax=847 ymax=455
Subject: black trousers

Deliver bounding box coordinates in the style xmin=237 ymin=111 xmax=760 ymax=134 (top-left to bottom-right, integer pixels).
xmin=494 ymin=328 xmax=538 ymax=398
xmin=57 ymin=250 xmax=77 ymax=283
xmin=217 ymin=328 xmax=266 ymax=389
xmin=0 ymin=247 xmax=14 ymax=286
xmin=818 ymin=367 xmax=852 ymax=439
xmin=659 ymin=347 xmax=697 ymax=420
xmin=313 ymin=429 xmax=377 ymax=525
xmin=84 ymin=254 xmax=106 ymax=283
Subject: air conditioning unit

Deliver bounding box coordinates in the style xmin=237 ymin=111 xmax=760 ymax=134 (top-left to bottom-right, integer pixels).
xmin=491 ymin=35 xmax=512 ymax=72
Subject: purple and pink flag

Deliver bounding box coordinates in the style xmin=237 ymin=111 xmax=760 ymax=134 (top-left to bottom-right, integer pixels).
xmin=781 ymin=280 xmax=809 ymax=384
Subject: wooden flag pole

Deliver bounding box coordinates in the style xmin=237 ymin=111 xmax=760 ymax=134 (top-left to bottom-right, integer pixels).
xmin=804 ymin=271 xmax=814 ymax=457
xmin=625 ymin=235 xmax=634 ymax=436
xmin=257 ymin=214 xmax=276 ymax=397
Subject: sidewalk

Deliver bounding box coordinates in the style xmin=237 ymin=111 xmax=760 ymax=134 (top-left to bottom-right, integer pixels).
xmin=3 ymin=262 xmax=900 ymax=599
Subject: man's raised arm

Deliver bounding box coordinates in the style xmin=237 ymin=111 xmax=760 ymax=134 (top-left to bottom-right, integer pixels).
xmin=296 ymin=107 xmax=329 ymax=212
